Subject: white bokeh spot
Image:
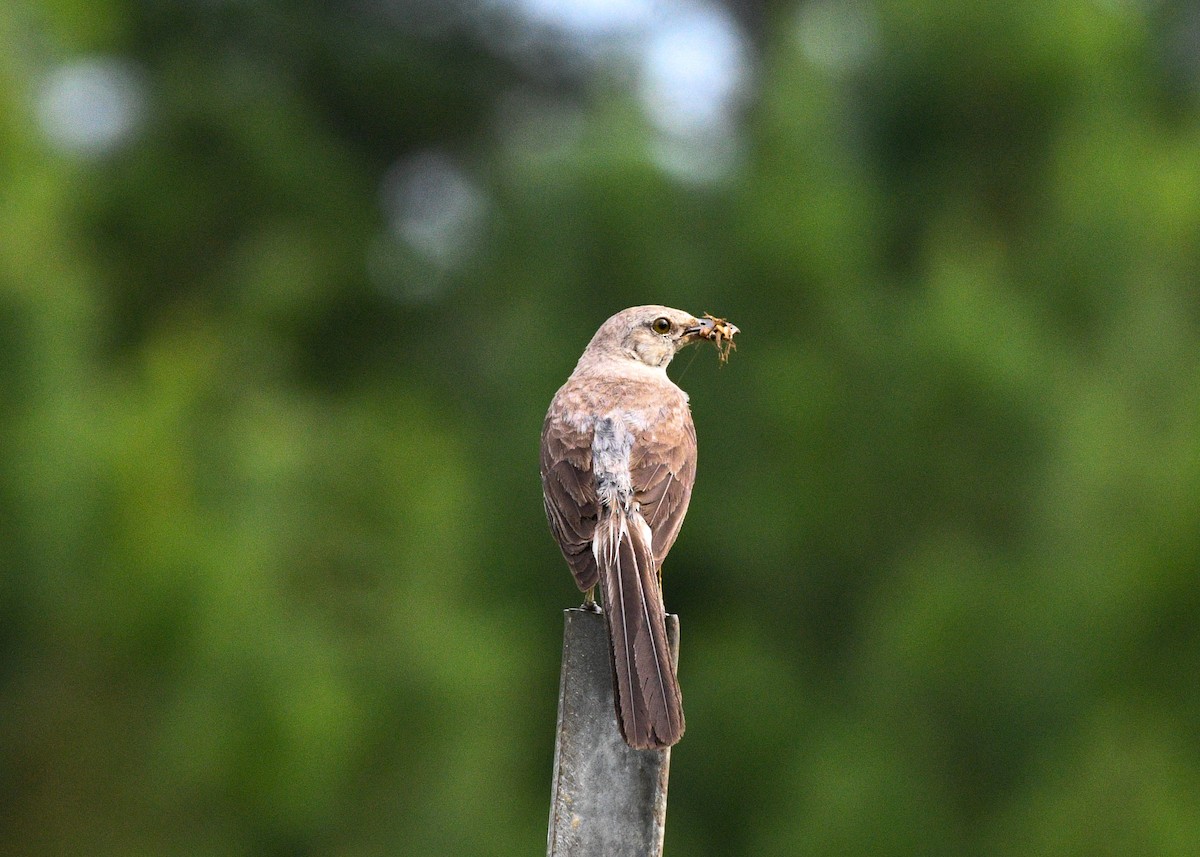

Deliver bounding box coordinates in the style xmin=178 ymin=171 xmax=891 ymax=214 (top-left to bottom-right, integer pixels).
xmin=380 ymin=150 xmax=489 ymax=271
xmin=37 ymin=57 xmax=146 ymax=157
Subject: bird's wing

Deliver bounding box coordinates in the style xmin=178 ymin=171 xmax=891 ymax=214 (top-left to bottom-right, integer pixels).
xmin=630 ymin=404 xmax=697 ymax=566
xmin=540 ymin=409 xmax=600 ymax=592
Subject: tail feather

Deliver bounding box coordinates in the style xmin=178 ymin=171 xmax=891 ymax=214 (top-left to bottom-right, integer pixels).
xmin=594 ymin=509 xmax=684 ymax=749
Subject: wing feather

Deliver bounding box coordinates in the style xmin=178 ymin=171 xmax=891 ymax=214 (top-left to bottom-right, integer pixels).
xmin=630 ymin=404 xmax=697 ymax=566
xmin=540 ymin=408 xmax=600 ymax=592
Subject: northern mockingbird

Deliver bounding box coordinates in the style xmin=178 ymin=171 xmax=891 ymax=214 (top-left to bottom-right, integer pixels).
xmin=540 ymin=305 xmax=737 ymax=750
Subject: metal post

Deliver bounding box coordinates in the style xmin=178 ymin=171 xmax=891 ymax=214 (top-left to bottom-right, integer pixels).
xmin=547 ymin=608 xmax=679 ymax=857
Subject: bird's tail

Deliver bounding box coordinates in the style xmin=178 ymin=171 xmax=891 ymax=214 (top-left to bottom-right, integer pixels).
xmin=594 ymin=508 xmax=684 ymax=750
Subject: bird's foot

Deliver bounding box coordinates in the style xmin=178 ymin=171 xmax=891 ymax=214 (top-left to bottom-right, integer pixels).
xmin=581 ymin=588 xmax=602 ymax=613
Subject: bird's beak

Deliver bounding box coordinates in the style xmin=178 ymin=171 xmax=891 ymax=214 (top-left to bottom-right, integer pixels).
xmin=685 ymin=315 xmax=739 ymax=341
xmin=684 ymin=313 xmax=740 ymax=362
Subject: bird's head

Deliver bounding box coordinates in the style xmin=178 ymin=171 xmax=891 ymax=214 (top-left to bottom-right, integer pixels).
xmin=586 ymin=305 xmax=736 ymax=369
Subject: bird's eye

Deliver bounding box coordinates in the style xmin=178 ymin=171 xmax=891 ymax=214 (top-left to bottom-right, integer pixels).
xmin=651 ymin=317 xmax=671 ymax=335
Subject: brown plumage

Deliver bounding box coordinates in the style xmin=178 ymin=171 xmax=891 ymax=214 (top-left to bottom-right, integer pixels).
xmin=540 ymin=305 xmax=733 ymax=750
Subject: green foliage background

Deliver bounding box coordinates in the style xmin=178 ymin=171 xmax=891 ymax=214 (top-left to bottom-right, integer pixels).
xmin=4 ymin=1 xmax=1200 ymax=854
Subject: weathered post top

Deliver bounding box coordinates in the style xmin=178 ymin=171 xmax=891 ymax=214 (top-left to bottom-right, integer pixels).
xmin=547 ymin=608 xmax=679 ymax=857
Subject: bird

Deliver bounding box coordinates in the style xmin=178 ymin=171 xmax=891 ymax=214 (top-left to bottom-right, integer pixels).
xmin=540 ymin=305 xmax=735 ymax=750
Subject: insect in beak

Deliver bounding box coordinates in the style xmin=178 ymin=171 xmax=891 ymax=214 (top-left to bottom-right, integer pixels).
xmin=687 ymin=313 xmax=739 ymax=363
